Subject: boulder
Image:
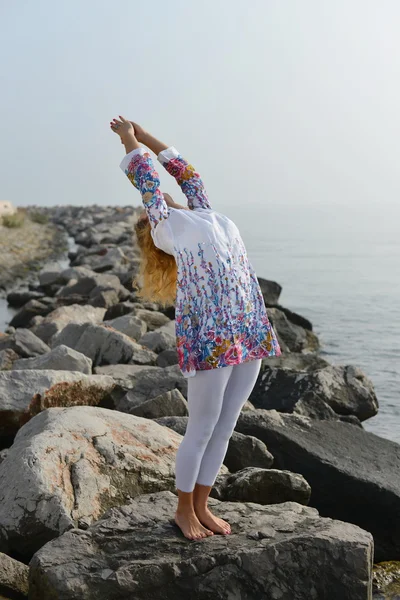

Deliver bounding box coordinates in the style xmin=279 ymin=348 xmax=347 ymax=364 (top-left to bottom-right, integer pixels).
xmin=88 ymin=288 xmax=120 ymax=308
xmin=0 ymin=552 xmax=29 ymax=599
xmin=12 ymin=345 xmax=92 ymax=374
xmin=57 ymin=273 xmax=124 ymax=299
xmin=134 ymin=308 xmax=171 ymax=331
xmin=0 ymin=406 xmax=183 ymax=558
xmin=114 ymin=364 xmax=187 ymax=412
xmin=129 ymin=388 xmax=188 ymax=419
xmin=257 ymin=277 xmax=282 ymax=304
xmin=0 ymin=370 xmax=114 ymax=442
xmin=0 ymin=330 xmax=50 ymax=359
xmin=137 ymin=319 xmax=176 ymax=353
xmin=28 ymin=490 xmax=374 ymax=600
xmin=53 ymin=323 xmax=157 ymax=367
xmin=8 ymin=299 xmax=56 ymax=329
xmin=103 ymin=301 xmax=136 ymax=321
xmin=103 ymin=314 xmax=147 ymax=341
xmin=235 ymin=408 xmax=400 ymax=562
xmin=266 ymin=307 xmax=320 ymax=353
xmin=250 ymin=354 xmax=378 ymax=421
xmin=155 ymin=416 xmax=274 ymax=473
xmin=6 ymin=290 xmax=45 ymax=308
xmin=212 ymin=467 xmax=311 ymax=505
xmin=156 ymin=348 xmax=179 ymax=367
xmin=31 ymin=304 xmax=106 ymax=345
xmin=38 ymin=262 xmax=63 ymax=287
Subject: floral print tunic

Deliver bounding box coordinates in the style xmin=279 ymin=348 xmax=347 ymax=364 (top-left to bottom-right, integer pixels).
xmin=120 ymin=146 xmax=282 ymax=378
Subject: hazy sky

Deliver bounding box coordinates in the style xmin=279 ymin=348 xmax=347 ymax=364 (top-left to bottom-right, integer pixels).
xmin=1 ymin=0 xmax=400 ymax=217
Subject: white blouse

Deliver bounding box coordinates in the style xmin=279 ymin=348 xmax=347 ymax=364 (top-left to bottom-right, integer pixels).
xmin=120 ymin=146 xmax=282 ymax=378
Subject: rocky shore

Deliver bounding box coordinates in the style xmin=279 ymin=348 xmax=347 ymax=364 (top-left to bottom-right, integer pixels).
xmin=0 ymin=208 xmax=68 ymax=295
xmin=0 ymin=204 xmax=398 ymax=599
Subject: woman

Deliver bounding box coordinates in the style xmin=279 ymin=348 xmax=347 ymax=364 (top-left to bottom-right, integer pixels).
xmin=110 ymin=116 xmax=282 ymax=541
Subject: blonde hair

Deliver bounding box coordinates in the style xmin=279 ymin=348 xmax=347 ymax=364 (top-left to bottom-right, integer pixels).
xmin=132 ymin=214 xmax=177 ymax=308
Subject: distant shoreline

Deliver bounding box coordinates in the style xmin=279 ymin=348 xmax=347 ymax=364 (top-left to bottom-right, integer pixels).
xmin=0 ymin=208 xmax=68 ymax=296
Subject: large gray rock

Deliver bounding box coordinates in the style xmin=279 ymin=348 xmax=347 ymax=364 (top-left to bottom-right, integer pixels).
xmin=0 ymin=552 xmax=29 ymax=599
xmin=212 ymin=467 xmax=311 ymax=505
xmin=266 ymin=307 xmax=320 ymax=353
xmin=156 ymin=348 xmax=179 ymax=367
xmin=0 ymin=406 xmax=184 ymax=559
xmin=12 ymin=344 xmax=92 ymax=374
xmin=128 ymin=388 xmax=188 ymax=419
xmin=31 ymin=304 xmax=106 ymax=345
xmin=8 ymin=299 xmax=56 ymax=329
xmin=28 ymin=490 xmax=374 ymax=600
xmin=114 ymin=364 xmax=187 ymax=412
xmin=250 ymin=354 xmax=378 ymax=421
xmin=155 ymin=416 xmax=274 ymax=473
xmin=138 ymin=321 xmax=176 ymax=353
xmin=0 ymin=370 xmax=114 ymax=441
xmin=57 ymin=273 xmax=123 ymax=298
xmin=103 ymin=314 xmax=147 ymax=341
xmin=0 ymin=329 xmax=50 ymax=359
xmin=53 ymin=323 xmax=157 ymax=367
xmin=134 ymin=308 xmax=171 ymax=331
xmin=235 ymin=408 xmax=400 ymax=562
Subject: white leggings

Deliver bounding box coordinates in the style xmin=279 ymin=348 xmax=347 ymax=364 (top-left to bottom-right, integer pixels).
xmin=175 ymin=358 xmax=262 ymax=493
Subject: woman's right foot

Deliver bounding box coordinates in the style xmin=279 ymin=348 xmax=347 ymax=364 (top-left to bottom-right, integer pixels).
xmin=174 ymin=511 xmax=214 ymax=540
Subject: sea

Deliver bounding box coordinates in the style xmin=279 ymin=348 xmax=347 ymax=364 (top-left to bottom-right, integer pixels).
xmin=0 ymin=202 xmax=398 ymax=443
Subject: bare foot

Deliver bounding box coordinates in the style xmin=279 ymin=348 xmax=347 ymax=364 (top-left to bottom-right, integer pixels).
xmin=174 ymin=511 xmax=214 ymax=540
xmin=194 ymin=506 xmax=231 ymax=535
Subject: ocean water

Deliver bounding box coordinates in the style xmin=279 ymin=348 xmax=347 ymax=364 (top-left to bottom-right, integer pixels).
xmin=234 ymin=201 xmax=400 ymax=444
xmin=0 ymin=203 xmax=398 ymax=443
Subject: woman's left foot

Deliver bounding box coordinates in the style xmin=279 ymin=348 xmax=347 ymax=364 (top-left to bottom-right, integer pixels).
xmin=194 ymin=506 xmax=231 ymax=535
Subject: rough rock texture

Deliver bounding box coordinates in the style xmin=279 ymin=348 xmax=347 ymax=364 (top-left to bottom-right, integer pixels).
xmin=31 ymin=304 xmax=106 ymax=345
xmin=250 ymin=354 xmax=378 ymax=421
xmin=128 ymin=388 xmax=188 ymax=419
xmin=235 ymin=408 xmax=400 ymax=562
xmin=113 ymin=364 xmax=187 ymax=412
xmin=0 ymin=349 xmax=19 ymax=371
xmin=0 ymin=370 xmax=114 ymax=442
xmin=212 ymin=467 xmax=311 ymax=505
xmin=53 ymin=323 xmax=157 ymax=367
xmin=103 ymin=314 xmax=147 ymax=341
xmin=155 ymin=416 xmax=274 ymax=473
xmin=0 ymin=329 xmax=50 ymax=359
xmin=134 ymin=308 xmax=171 ymax=331
xmin=29 ymin=490 xmax=374 ymax=600
xmin=138 ymin=321 xmax=176 ymax=353
xmin=0 ymin=450 xmax=8 ymax=465
xmin=373 ymin=561 xmax=400 ymax=599
xmin=156 ymin=348 xmax=179 ymax=367
xmin=12 ymin=345 xmax=92 ymax=374
xmin=8 ymin=298 xmax=56 ymax=329
xmin=0 ymin=552 xmax=28 ymax=599
xmin=0 ymin=406 xmax=187 ymax=559
xmin=266 ymin=307 xmax=320 ymax=353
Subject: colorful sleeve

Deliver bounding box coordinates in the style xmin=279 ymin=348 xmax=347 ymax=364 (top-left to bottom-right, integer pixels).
xmin=120 ymin=148 xmax=170 ymax=231
xmin=157 ymin=147 xmax=212 ymax=210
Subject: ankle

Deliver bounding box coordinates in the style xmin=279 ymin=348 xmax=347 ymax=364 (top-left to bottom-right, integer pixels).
xmin=175 ymin=507 xmax=196 ymax=517
xmin=193 ymin=501 xmax=208 ymax=512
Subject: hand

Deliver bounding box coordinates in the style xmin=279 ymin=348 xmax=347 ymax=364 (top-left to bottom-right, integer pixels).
xmin=129 ymin=121 xmax=147 ymax=143
xmin=110 ymin=116 xmax=135 ymax=141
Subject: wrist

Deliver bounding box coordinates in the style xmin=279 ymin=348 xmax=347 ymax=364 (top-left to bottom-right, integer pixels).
xmin=138 ymin=131 xmax=150 ymax=145
xmin=122 ymin=132 xmax=140 ymax=154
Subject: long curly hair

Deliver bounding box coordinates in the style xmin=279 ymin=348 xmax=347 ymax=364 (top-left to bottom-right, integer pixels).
xmin=132 ymin=211 xmax=177 ymax=308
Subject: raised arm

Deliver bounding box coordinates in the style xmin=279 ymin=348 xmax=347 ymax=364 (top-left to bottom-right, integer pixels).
xmin=131 ymin=124 xmax=212 ymax=211
xmin=111 ymin=117 xmax=170 ymax=232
